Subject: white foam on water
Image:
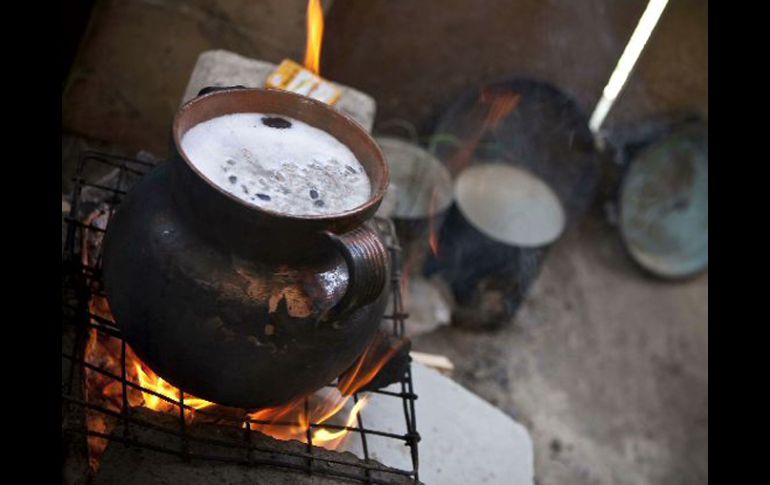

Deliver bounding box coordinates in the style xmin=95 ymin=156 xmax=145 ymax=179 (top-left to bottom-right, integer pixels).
xmin=180 ymin=113 xmax=371 ymax=216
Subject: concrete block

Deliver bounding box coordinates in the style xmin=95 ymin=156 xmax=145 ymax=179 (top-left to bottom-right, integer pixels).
xmin=182 ymin=49 xmax=376 ymax=132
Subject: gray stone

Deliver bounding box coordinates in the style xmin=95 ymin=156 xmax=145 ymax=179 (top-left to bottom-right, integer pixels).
xmin=181 ymin=50 xmax=377 ymax=132
xmin=336 ymin=363 xmax=534 ymax=485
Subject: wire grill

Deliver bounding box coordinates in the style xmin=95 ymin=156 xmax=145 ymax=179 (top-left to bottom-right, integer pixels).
xmin=62 ymin=151 xmax=420 ymax=484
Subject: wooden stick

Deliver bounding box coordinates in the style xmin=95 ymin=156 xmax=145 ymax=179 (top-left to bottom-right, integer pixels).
xmin=409 ymin=351 xmax=455 ymax=373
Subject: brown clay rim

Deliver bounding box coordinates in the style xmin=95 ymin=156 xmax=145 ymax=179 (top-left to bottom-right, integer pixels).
xmin=173 ymin=87 xmax=389 ymax=222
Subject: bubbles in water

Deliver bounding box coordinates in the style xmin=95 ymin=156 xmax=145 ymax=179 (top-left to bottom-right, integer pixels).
xmin=181 ymin=113 xmax=372 ymax=216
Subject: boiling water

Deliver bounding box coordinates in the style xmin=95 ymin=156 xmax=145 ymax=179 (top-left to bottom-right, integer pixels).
xmin=180 ymin=113 xmax=371 ymax=216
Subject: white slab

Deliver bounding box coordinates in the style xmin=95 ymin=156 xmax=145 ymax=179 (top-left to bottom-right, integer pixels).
xmin=182 ymin=50 xmax=376 ymax=132
xmin=337 ymin=362 xmax=534 ymax=485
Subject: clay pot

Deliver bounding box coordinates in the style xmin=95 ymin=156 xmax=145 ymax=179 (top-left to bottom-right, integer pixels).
xmin=102 ymin=88 xmax=390 ymax=408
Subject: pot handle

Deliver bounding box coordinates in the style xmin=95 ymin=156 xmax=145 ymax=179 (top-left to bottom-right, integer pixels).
xmin=324 ymin=224 xmax=388 ymax=317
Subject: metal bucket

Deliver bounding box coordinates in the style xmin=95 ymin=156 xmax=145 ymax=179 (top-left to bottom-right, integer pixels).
xmin=375 ymin=135 xmax=453 ymax=274
xmin=425 ymin=78 xmax=600 ymax=328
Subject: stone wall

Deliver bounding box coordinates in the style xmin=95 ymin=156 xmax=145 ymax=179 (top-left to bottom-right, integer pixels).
xmin=62 ymin=0 xmax=314 ymax=156
xmin=62 ymin=0 xmax=707 ymax=159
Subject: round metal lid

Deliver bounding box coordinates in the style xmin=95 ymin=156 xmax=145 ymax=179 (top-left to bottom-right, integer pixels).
xmin=619 ymin=123 xmax=708 ymax=279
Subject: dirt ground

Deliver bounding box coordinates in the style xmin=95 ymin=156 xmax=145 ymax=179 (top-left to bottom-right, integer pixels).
xmin=412 ymin=212 xmax=708 ymax=485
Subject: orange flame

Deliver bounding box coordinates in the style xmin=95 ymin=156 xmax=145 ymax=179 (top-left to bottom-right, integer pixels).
xmin=83 ymin=295 xmax=142 ymax=471
xmin=445 ymin=89 xmax=521 ymax=176
xmin=313 ymin=397 xmax=369 ymax=443
xmin=428 ymin=90 xmax=520 ymax=257
xmin=304 ymin=0 xmax=324 ymax=75
xmin=480 ymin=87 xmax=521 ymax=129
xmin=82 ymin=297 xmax=402 ymax=468
xmin=338 ymin=331 xmax=403 ymax=396
xmin=243 ymin=391 xmax=369 ymax=449
xmin=244 ymin=331 xmax=403 ymax=449
xmin=82 ymin=301 xmax=215 ymax=470
xmin=428 ymin=187 xmax=441 ymax=257
xmin=133 ymin=362 xmax=214 ymax=417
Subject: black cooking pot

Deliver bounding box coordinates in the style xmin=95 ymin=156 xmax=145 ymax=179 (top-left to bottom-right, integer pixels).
xmin=102 ymin=88 xmax=391 ymax=409
xmin=425 ymin=78 xmax=600 ymax=328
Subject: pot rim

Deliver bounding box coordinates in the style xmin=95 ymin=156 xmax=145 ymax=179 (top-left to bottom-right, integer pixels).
xmin=172 ymin=87 xmax=389 ymax=224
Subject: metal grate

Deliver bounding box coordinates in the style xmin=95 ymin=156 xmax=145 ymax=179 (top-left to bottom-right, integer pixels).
xmin=62 ymin=151 xmax=420 ymax=484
